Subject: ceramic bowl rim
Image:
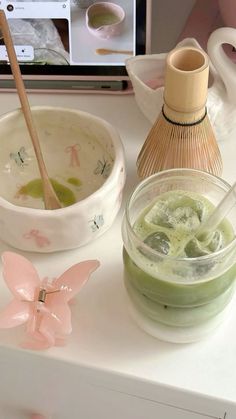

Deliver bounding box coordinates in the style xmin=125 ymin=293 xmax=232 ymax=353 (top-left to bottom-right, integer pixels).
xmin=0 ymin=105 xmax=125 ymax=216
xmin=86 ymin=1 xmax=125 ymax=28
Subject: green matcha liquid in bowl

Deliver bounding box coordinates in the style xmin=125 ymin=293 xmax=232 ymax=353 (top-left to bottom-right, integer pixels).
xmin=122 ymin=169 xmax=236 ymax=343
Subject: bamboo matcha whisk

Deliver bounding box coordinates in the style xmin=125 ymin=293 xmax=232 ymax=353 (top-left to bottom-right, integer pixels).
xmin=137 ymin=46 xmax=223 ymax=179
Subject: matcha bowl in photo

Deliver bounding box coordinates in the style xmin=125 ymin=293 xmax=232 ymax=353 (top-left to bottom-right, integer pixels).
xmin=122 ymin=169 xmax=236 ymax=343
xmin=86 ymin=2 xmax=125 ymax=39
xmin=0 ymin=106 xmax=125 ymax=252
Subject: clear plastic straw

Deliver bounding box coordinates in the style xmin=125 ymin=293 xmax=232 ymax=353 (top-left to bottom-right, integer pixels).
xmin=196 ymin=181 xmax=236 ymax=241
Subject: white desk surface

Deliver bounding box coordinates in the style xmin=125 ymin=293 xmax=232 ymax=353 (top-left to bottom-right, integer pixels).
xmin=0 ymin=91 xmax=236 ymax=411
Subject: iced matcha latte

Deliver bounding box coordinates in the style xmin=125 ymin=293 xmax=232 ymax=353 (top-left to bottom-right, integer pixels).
xmin=122 ymin=170 xmax=236 ymax=342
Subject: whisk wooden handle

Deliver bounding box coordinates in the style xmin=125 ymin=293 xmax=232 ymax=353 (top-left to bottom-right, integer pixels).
xmin=164 ymin=47 xmax=209 ymax=114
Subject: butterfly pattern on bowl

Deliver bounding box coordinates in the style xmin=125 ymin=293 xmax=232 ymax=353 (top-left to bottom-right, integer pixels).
xmin=0 ymin=251 xmax=100 ymax=350
xmin=89 ymin=214 xmax=104 ymax=232
xmin=10 ymin=146 xmax=29 ymax=167
xmin=93 ymin=157 xmax=112 ymax=179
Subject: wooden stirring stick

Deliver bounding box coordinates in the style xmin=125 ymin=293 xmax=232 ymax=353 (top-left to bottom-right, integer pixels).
xmin=96 ymin=48 xmax=133 ymax=55
xmin=0 ymin=10 xmax=61 ymax=209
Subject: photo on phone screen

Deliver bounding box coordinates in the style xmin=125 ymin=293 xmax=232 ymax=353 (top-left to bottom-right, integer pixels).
xmin=0 ymin=0 xmax=149 ymax=90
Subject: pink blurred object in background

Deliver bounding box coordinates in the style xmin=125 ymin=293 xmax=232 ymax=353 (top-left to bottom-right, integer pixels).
xmin=218 ymin=0 xmax=236 ymax=28
xmin=179 ymin=0 xmax=236 ymax=62
xmin=0 ymin=252 xmax=100 ymax=350
xmin=178 ymin=0 xmax=221 ymax=50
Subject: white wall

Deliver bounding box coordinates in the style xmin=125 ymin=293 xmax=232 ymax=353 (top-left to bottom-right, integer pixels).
xmin=151 ymin=0 xmax=196 ymax=53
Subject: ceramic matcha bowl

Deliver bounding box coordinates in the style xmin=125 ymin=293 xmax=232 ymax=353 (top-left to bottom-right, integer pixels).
xmin=0 ymin=106 xmax=126 ymax=252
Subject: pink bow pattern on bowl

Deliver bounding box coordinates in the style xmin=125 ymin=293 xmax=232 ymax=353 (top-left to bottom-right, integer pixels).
xmin=0 ymin=252 xmax=100 ymax=350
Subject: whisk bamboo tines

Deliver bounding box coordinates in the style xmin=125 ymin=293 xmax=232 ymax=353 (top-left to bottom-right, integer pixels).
xmin=137 ymin=46 xmax=223 ymax=179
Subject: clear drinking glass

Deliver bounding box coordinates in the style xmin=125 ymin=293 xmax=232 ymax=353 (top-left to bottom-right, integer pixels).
xmin=122 ymin=169 xmax=236 ymax=343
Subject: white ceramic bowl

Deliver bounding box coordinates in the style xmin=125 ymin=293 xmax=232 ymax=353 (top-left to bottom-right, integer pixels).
xmin=86 ymin=2 xmax=125 ymax=39
xmin=0 ymin=106 xmax=126 ymax=252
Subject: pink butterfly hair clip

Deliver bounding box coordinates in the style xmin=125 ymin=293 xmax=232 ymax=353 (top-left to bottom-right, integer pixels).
xmin=0 ymin=252 xmax=100 ymax=350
